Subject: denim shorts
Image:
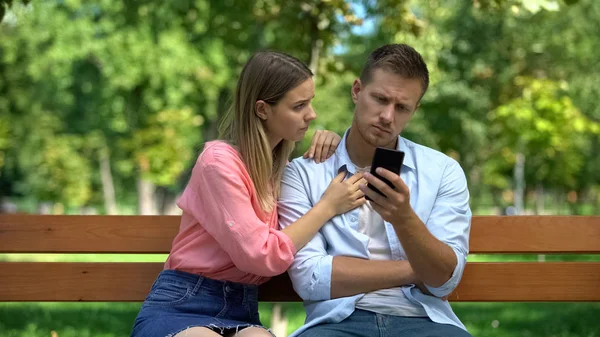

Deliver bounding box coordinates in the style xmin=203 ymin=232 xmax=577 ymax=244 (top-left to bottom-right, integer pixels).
xmin=130 ymin=269 xmax=273 ymax=337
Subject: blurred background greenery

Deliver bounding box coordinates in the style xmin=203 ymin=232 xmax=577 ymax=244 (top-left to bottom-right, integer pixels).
xmin=0 ymin=0 xmax=598 ymax=336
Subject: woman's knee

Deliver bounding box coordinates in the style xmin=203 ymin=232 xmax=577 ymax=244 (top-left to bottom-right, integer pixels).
xmin=174 ymin=327 xmax=222 ymax=337
xmin=234 ymin=326 xmax=273 ymax=336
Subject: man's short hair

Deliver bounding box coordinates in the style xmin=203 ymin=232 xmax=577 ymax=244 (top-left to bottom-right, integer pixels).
xmin=359 ymin=44 xmax=429 ymax=98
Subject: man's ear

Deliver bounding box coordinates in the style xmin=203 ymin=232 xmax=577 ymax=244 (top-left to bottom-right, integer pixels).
xmin=412 ymin=102 xmax=421 ymax=116
xmin=255 ymin=100 xmax=269 ymax=120
xmin=351 ymin=79 xmax=362 ymax=104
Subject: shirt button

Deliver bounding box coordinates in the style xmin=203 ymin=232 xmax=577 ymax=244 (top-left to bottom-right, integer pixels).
xmin=351 ymin=217 xmax=357 ymax=222
xmin=225 ymin=286 xmax=231 ymax=292
xmin=228 ymin=222 xmax=233 ymax=227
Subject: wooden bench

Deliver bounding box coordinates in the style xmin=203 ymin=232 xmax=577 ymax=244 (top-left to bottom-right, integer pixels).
xmin=0 ymin=215 xmax=599 ymax=302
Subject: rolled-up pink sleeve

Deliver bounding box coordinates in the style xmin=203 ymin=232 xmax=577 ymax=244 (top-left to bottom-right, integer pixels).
xmin=178 ymin=153 xmax=297 ymax=277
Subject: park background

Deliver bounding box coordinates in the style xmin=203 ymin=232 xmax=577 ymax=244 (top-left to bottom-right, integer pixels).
xmin=0 ymin=0 xmax=599 ymax=336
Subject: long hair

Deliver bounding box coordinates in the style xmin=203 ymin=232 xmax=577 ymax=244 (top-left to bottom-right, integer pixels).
xmin=219 ymin=51 xmax=313 ymax=212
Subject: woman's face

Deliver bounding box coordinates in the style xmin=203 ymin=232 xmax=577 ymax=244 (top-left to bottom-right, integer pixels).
xmin=260 ymin=77 xmax=317 ymax=146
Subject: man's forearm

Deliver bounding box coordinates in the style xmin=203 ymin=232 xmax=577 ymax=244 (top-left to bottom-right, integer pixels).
xmin=392 ymin=212 xmax=457 ymax=288
xmin=330 ymin=256 xmax=417 ymax=299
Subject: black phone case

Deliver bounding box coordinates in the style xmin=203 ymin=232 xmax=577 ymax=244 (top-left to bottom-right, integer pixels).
xmin=366 ymin=147 xmax=405 ymax=201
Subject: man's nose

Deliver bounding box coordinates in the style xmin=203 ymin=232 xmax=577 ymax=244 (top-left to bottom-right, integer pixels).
xmin=379 ymin=105 xmax=394 ymax=124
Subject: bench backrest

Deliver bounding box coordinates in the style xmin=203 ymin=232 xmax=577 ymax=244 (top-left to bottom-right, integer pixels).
xmin=0 ymin=215 xmax=599 ymax=302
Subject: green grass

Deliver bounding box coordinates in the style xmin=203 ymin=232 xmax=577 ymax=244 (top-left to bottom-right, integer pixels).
xmin=0 ymin=302 xmax=599 ymax=337
xmin=0 ymin=302 xmax=141 ymax=337
xmin=452 ymin=302 xmax=600 ymax=337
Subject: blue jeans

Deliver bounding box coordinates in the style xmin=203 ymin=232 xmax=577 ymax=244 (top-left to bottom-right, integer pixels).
xmin=130 ymin=270 xmax=272 ymax=337
xmin=296 ymin=309 xmax=472 ymax=337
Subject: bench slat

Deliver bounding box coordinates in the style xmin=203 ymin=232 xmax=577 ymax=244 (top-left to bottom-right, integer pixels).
xmin=1 ymin=215 xmax=599 ymax=254
xmin=0 ymin=262 xmax=598 ymax=302
xmin=469 ymin=216 xmax=600 ymax=253
xmin=0 ymin=215 xmax=178 ymax=253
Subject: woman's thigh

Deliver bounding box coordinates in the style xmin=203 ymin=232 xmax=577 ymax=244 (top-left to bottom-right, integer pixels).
xmin=232 ymin=327 xmax=274 ymax=337
xmin=174 ymin=327 xmax=222 ymax=337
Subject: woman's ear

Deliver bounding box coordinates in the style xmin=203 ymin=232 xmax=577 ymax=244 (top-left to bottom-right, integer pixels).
xmin=255 ymin=100 xmax=269 ymax=120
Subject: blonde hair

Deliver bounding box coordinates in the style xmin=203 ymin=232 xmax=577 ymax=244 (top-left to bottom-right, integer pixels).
xmin=219 ymin=51 xmax=313 ymax=212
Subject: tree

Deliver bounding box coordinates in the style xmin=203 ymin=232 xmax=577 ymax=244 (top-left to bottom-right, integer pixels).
xmin=0 ymin=1 xmax=230 ymax=213
xmin=487 ymin=77 xmax=599 ymax=213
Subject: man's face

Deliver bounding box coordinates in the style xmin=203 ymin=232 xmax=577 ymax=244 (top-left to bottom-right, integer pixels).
xmin=351 ymin=68 xmax=423 ymax=148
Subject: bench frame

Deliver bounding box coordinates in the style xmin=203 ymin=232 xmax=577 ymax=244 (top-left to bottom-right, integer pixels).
xmin=1 ymin=215 xmax=599 ymax=302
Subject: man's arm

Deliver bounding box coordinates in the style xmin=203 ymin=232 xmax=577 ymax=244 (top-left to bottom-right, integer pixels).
xmin=362 ymin=159 xmax=471 ymax=297
xmin=390 ymin=212 xmax=459 ymax=288
xmin=279 ymin=162 xmax=418 ymax=301
xmin=331 ymin=256 xmax=417 ymax=299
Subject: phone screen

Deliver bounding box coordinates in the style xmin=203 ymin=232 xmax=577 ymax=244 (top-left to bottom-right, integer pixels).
xmin=366 ymin=147 xmax=405 ymax=201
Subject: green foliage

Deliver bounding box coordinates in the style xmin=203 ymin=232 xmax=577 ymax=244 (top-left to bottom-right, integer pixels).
xmin=19 ymin=134 xmax=93 ymax=207
xmin=122 ymin=108 xmax=203 ymax=186
xmin=0 ymin=0 xmax=230 ymax=206
xmin=1 ymin=0 xmax=598 ymax=213
xmin=487 ymin=77 xmax=598 ymax=189
xmin=0 ymin=115 xmax=9 ymax=171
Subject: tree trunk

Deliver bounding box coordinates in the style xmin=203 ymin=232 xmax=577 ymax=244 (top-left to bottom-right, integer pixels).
xmin=594 ymin=188 xmax=599 ymax=216
xmin=79 ymin=206 xmax=97 ymax=215
xmin=467 ymin=164 xmax=482 ymax=210
xmin=513 ymin=152 xmax=526 ymax=215
xmin=535 ymin=184 xmax=544 ymax=215
xmin=137 ymin=175 xmax=157 ymax=215
xmin=203 ymin=87 xmax=230 ymax=142
xmin=38 ymin=202 xmax=53 ymax=214
xmin=157 ymin=187 xmax=181 ymax=215
xmin=270 ymin=303 xmax=288 ymax=337
xmin=557 ymin=190 xmax=566 ymax=215
xmin=309 ymin=38 xmax=323 ymax=78
xmin=99 ymin=147 xmax=118 ymax=215
xmin=535 ymin=184 xmax=546 ymax=261
xmin=308 ymin=3 xmax=323 ymax=79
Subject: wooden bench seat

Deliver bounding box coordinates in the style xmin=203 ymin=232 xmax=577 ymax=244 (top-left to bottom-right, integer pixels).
xmin=1 ymin=215 xmax=599 ymax=302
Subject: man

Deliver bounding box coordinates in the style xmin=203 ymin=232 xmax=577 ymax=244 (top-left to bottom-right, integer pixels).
xmin=278 ymin=44 xmax=472 ymax=337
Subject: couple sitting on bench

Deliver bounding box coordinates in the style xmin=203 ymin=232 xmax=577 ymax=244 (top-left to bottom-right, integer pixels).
xmin=130 ymin=44 xmax=472 ymax=337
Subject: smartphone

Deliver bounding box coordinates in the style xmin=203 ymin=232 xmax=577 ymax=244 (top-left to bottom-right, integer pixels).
xmin=365 ymin=147 xmax=405 ymax=201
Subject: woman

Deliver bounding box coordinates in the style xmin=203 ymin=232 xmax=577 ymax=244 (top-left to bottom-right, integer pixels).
xmin=130 ymin=51 xmax=366 ymax=337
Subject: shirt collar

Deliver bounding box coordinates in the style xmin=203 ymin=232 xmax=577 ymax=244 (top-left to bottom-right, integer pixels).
xmin=334 ymin=128 xmax=416 ymax=175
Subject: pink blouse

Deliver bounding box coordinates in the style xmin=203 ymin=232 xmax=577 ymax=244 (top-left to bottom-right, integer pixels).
xmin=164 ymin=141 xmax=297 ymax=285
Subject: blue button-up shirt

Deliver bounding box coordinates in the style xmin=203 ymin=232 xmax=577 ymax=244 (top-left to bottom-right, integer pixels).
xmin=278 ymin=129 xmax=472 ymax=336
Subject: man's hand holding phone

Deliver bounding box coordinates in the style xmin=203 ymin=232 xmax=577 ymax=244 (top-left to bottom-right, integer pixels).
xmin=360 ymin=167 xmax=414 ymax=225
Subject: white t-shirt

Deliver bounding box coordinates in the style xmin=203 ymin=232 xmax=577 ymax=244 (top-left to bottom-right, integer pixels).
xmin=353 ymin=167 xmax=427 ymax=317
